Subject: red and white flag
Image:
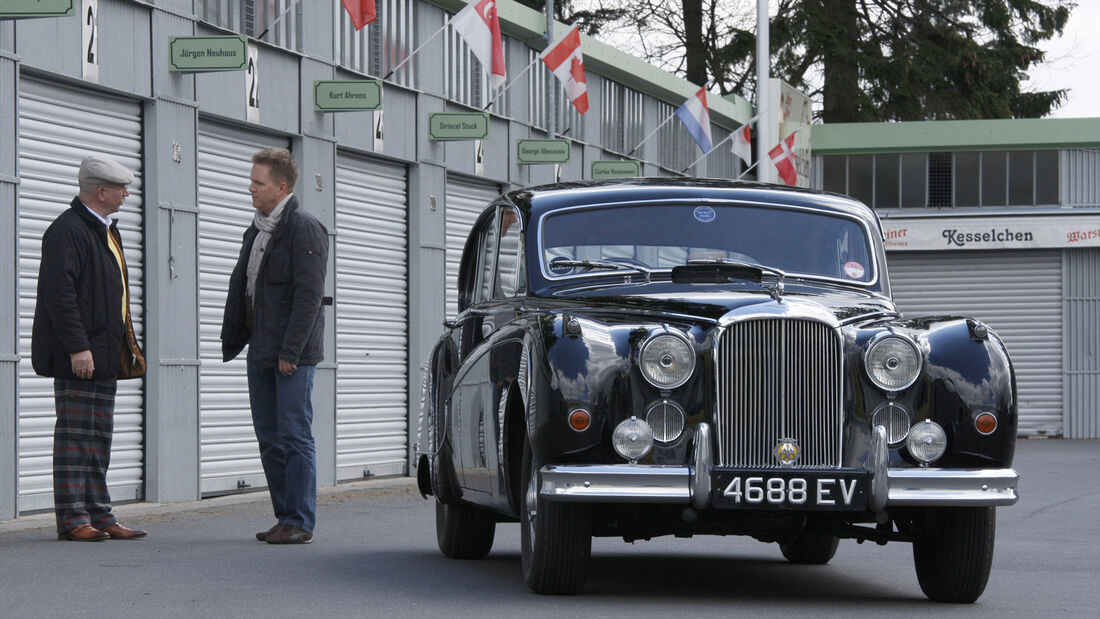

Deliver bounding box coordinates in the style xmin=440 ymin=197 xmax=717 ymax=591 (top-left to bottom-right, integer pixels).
xmin=731 ymin=122 xmax=752 ymax=166
xmin=341 ymin=0 xmax=377 ymax=31
xmin=540 ymin=24 xmax=589 ymax=114
xmin=769 ymin=132 xmax=798 ymax=186
xmin=452 ymin=0 xmax=507 ymax=89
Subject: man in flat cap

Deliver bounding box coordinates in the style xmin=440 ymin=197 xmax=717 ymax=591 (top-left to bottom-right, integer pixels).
xmin=32 ymin=155 xmax=148 ymax=541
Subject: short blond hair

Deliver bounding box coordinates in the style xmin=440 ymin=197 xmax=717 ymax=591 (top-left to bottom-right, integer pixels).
xmin=252 ymin=148 xmax=298 ymax=191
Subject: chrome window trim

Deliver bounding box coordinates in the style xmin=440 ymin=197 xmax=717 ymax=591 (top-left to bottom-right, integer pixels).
xmin=536 ymin=198 xmax=882 ymax=289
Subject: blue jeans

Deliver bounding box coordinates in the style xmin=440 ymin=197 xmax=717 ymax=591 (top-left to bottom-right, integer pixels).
xmin=247 ymin=351 xmax=317 ymax=533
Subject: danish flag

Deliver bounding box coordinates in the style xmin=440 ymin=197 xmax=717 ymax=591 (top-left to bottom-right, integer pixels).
xmin=540 ymin=25 xmax=589 ymax=114
xmin=769 ymin=132 xmax=798 ymax=186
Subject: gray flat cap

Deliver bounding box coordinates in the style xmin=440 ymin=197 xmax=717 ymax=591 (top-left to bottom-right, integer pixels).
xmin=78 ymin=155 xmax=134 ymax=186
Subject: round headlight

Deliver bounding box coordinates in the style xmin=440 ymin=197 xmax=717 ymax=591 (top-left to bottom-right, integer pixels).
xmin=907 ymin=420 xmax=947 ymax=464
xmin=645 ymin=399 xmax=686 ymax=444
xmin=612 ymin=417 xmax=654 ymax=461
xmin=639 ymin=332 xmax=695 ymax=389
xmin=872 ymin=402 xmax=912 ymax=445
xmin=864 ymin=335 xmax=922 ymax=391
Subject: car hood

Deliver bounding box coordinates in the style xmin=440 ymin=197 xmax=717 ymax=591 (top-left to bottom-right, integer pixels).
xmin=545 ymin=283 xmax=896 ymax=326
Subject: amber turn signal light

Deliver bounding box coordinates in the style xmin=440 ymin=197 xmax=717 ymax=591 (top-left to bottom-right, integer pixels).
xmin=568 ymin=409 xmax=591 ymax=432
xmin=975 ymin=412 xmax=998 ymax=435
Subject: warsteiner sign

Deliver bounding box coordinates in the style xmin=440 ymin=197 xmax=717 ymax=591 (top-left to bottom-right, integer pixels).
xmin=881 ymin=215 xmax=1100 ymax=251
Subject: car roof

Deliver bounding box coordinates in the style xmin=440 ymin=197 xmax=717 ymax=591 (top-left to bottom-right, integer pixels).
xmin=501 ymin=177 xmax=878 ymax=227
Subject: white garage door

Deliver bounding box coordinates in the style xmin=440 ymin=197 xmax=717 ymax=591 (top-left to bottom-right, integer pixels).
xmin=888 ymin=250 xmax=1063 ymax=436
xmin=17 ymin=79 xmax=145 ymax=512
xmin=334 ymin=154 xmax=409 ymax=480
xmin=197 ymin=122 xmax=289 ymax=495
xmin=445 ymin=176 xmax=500 ymax=319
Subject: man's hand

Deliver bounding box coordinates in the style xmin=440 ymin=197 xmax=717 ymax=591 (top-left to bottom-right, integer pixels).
xmin=70 ymin=350 xmax=94 ymax=379
xmin=279 ymin=358 xmax=297 ymax=376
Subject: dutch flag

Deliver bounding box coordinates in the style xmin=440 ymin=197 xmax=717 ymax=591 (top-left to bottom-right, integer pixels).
xmin=675 ymin=86 xmax=713 ymax=154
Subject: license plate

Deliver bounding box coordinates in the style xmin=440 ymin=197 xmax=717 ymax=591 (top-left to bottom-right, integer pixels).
xmin=710 ymin=469 xmax=868 ymax=510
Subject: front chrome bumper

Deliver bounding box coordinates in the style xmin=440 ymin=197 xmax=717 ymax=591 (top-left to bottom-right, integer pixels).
xmin=538 ymin=422 xmax=1019 ymax=509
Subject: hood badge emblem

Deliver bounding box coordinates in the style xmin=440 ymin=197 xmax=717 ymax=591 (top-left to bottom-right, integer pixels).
xmin=774 ymin=438 xmax=801 ymax=466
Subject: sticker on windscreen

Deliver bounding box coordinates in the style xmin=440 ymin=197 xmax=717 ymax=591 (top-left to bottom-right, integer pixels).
xmin=693 ymin=206 xmax=716 ymax=223
xmin=844 ymin=261 xmax=866 ymax=279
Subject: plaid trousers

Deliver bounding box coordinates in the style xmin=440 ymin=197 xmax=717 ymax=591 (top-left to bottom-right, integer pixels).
xmin=53 ymin=378 xmax=118 ymax=533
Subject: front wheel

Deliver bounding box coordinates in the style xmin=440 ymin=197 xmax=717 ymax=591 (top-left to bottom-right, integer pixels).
xmin=435 ymin=500 xmax=495 ymax=559
xmin=779 ymin=534 xmax=840 ymax=565
xmin=520 ymin=438 xmax=591 ymax=594
xmin=912 ymin=507 xmax=996 ymax=603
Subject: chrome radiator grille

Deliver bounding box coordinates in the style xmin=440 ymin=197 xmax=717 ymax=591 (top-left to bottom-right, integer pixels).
xmin=715 ymin=319 xmax=843 ymax=468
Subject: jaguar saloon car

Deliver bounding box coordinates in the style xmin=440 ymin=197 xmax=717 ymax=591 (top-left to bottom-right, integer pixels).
xmin=415 ymin=178 xmax=1019 ymax=601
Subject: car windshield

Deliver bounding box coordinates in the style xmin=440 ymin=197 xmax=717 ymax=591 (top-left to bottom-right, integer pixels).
xmin=540 ymin=203 xmax=875 ymax=284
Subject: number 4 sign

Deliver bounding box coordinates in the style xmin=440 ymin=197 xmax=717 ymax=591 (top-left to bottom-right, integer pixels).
xmin=82 ymin=0 xmax=98 ymax=83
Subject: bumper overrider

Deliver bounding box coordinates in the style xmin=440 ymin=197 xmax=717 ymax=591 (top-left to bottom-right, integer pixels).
xmin=538 ymin=423 xmax=1019 ymax=509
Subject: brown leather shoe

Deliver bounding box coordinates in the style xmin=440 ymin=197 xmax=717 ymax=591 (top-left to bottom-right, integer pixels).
xmin=256 ymin=523 xmax=285 ymax=541
xmin=100 ymin=523 xmax=148 ymax=539
xmin=265 ymin=525 xmax=312 ymax=544
xmin=58 ymin=524 xmax=110 ymax=542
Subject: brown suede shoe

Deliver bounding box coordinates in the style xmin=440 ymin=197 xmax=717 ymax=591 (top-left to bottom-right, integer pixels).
xmin=256 ymin=523 xmax=285 ymax=541
xmin=265 ymin=525 xmax=312 ymax=544
xmin=58 ymin=524 xmax=110 ymax=542
xmin=100 ymin=523 xmax=147 ymax=539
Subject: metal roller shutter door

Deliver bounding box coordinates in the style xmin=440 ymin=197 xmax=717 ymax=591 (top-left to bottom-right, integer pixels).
xmin=197 ymin=123 xmax=289 ymax=495
xmin=888 ymin=250 xmax=1063 ymax=436
xmin=334 ymin=154 xmax=409 ymax=480
xmin=445 ymin=177 xmax=500 ymax=318
xmin=17 ymin=79 xmax=146 ymax=512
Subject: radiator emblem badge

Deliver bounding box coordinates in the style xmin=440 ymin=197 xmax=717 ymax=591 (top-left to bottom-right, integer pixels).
xmin=774 ymin=438 xmax=801 ymax=466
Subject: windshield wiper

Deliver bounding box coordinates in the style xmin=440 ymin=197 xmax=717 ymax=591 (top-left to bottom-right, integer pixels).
xmin=549 ymin=258 xmax=652 ymax=283
xmin=682 ymin=258 xmax=786 ymax=301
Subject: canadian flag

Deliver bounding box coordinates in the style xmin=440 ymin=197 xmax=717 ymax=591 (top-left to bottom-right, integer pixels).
xmin=769 ymin=132 xmax=798 ymax=186
xmin=731 ymin=122 xmax=752 ymax=166
xmin=452 ymin=0 xmax=507 ymax=89
xmin=540 ymin=25 xmax=589 ymax=114
xmin=340 ymin=0 xmax=377 ymax=31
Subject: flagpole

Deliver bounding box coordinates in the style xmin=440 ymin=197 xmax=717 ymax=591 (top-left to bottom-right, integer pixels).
xmin=626 ymin=112 xmax=675 ymax=158
xmin=736 ymin=159 xmax=760 ymax=180
xmin=384 ymin=16 xmax=455 ymax=80
xmin=483 ymin=56 xmax=540 ymax=110
xmin=680 ymin=114 xmax=760 ymax=174
xmin=256 ymin=0 xmax=303 ymax=41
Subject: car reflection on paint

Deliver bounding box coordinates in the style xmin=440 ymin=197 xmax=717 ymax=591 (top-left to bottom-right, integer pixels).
xmin=415 ymin=178 xmax=1018 ymax=602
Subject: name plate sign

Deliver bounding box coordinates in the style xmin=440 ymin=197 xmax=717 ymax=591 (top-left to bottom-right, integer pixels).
xmin=0 ymin=1 xmax=74 ymax=18
xmin=169 ymin=36 xmax=248 ymax=72
xmin=591 ymin=160 xmax=641 ymax=179
xmin=314 ymin=80 xmax=382 ymax=112
xmin=429 ymin=113 xmax=489 ymax=141
xmin=517 ymin=139 xmax=571 ymax=164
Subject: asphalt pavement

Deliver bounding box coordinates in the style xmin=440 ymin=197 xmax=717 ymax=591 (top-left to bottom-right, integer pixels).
xmin=0 ymin=438 xmax=1097 ymax=618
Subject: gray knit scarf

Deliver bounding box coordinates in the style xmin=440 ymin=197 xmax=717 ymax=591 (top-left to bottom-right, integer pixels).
xmin=246 ymin=196 xmax=290 ymax=299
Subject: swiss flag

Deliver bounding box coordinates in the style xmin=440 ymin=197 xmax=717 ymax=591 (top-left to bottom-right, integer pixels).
xmin=540 ymin=25 xmax=589 ymax=114
xmin=341 ymin=0 xmax=377 ymax=31
xmin=452 ymin=0 xmax=507 ymax=89
xmin=769 ymin=132 xmax=798 ymax=186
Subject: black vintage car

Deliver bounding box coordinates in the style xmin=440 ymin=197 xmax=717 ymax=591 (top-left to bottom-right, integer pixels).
xmin=415 ymin=178 xmax=1019 ymax=601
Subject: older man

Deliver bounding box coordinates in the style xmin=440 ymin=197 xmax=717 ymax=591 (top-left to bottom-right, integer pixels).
xmin=221 ymin=148 xmax=328 ymax=544
xmin=32 ymin=155 xmax=148 ymax=541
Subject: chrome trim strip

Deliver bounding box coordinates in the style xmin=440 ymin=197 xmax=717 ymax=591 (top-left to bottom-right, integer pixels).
xmin=539 ymin=465 xmax=691 ymax=503
xmin=868 ymin=425 xmax=888 ymax=512
xmin=886 ymin=468 xmax=1019 ymax=506
xmin=691 ymin=423 xmax=712 ymax=509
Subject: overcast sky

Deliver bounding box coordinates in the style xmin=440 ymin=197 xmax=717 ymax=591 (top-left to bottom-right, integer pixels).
xmin=1021 ymin=1 xmax=1099 ymax=119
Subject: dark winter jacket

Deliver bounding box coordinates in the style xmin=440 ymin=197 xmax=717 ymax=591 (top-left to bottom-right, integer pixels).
xmin=31 ymin=197 xmax=145 ymax=380
xmin=221 ymin=195 xmax=328 ymax=367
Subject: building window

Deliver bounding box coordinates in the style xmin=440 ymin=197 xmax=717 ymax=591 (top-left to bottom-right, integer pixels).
xmin=601 ymin=81 xmax=644 ymax=155
xmin=336 ymin=0 xmax=416 ymax=88
xmin=821 ymin=149 xmax=1060 ymax=209
xmin=200 ymin=0 xmax=301 ymax=52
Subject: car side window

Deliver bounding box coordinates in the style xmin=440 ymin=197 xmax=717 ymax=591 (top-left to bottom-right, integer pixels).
xmin=472 ymin=213 xmax=498 ymax=305
xmin=495 ymin=207 xmax=523 ymax=298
